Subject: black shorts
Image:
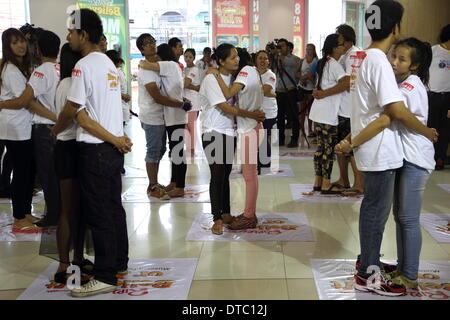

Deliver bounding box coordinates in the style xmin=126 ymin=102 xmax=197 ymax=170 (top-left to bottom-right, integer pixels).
xmin=337 ymin=116 xmax=351 ymax=142
xmin=54 ymin=140 xmax=78 ymax=180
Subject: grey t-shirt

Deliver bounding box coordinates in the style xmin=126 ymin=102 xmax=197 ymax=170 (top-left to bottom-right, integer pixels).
xmin=274 ymin=54 xmax=302 ymax=91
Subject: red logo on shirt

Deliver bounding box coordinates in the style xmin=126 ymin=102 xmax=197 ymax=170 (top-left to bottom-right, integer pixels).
xmin=190 ymin=73 xmax=196 ymax=78
xmin=401 ymin=82 xmax=415 ymax=91
xmin=239 ymin=71 xmax=248 ymax=78
xmin=72 ymin=69 xmax=82 ymax=77
xmin=33 ymin=71 xmax=44 ymax=79
xmin=269 ymin=77 xmax=276 ymax=82
xmin=178 ymin=62 xmax=185 ymax=72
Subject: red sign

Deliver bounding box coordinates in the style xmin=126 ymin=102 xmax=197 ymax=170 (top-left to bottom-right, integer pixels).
xmin=293 ymin=0 xmax=306 ymax=58
xmin=213 ymin=0 xmax=250 ymax=47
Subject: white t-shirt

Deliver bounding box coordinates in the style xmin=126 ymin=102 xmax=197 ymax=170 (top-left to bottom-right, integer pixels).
xmin=398 ymin=75 xmax=435 ymax=172
xmin=428 ymin=44 xmax=450 ymax=93
xmin=0 ymin=63 xmax=33 ymax=141
xmin=260 ymin=70 xmax=278 ymax=120
xmin=138 ymin=68 xmax=164 ymax=126
xmin=235 ymin=66 xmax=263 ymax=134
xmin=28 ymin=62 xmax=60 ymax=125
xmin=68 ymin=52 xmax=124 ymax=144
xmin=158 ymin=61 xmax=187 ymax=126
xmin=309 ymin=57 xmax=346 ymax=126
xmin=338 ymin=46 xmax=360 ymax=118
xmin=184 ymin=66 xmax=202 ymax=111
xmin=118 ymin=67 xmax=130 ymax=123
xmin=350 ymin=48 xmax=404 ymax=172
xmin=198 ymin=73 xmax=235 ymax=136
xmin=55 ymin=78 xmax=78 ymax=141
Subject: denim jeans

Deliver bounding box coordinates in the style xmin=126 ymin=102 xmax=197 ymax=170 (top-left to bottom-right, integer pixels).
xmin=393 ymin=161 xmax=431 ymax=280
xmin=77 ymin=142 xmax=129 ymax=285
xmin=141 ymin=122 xmax=166 ymax=164
xmin=359 ymin=169 xmax=397 ymax=275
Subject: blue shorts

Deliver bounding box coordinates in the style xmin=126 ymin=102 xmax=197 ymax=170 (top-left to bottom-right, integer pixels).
xmin=141 ymin=122 xmax=166 ymax=163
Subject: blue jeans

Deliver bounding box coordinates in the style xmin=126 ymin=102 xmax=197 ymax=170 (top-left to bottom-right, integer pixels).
xmin=359 ymin=169 xmax=397 ymax=275
xmin=393 ymin=161 xmax=431 ymax=280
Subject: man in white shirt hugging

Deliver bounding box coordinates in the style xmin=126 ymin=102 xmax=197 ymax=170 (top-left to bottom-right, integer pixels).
xmin=341 ymin=0 xmax=438 ymax=296
xmin=52 ymin=8 xmax=132 ymax=298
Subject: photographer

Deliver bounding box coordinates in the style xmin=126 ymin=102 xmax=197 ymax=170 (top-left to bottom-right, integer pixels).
xmin=19 ymin=23 xmax=44 ymax=68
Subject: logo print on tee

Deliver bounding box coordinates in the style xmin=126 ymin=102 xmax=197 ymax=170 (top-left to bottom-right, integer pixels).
xmin=401 ymin=82 xmax=415 ymax=91
xmin=239 ymin=71 xmax=248 ymax=78
xmin=438 ymin=60 xmax=449 ymax=69
xmin=108 ymin=73 xmax=119 ymax=89
xmin=349 ymin=51 xmax=367 ymax=89
xmin=72 ymin=69 xmax=82 ymax=77
xmin=270 ymin=77 xmax=276 ymax=82
xmin=33 ymin=71 xmax=45 ymax=79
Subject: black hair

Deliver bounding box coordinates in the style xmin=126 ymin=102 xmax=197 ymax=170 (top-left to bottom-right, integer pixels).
xmin=365 ymin=0 xmax=404 ymax=42
xmin=439 ymin=24 xmax=450 ymax=43
xmin=213 ymin=43 xmax=236 ymax=67
xmin=287 ymin=42 xmax=294 ymax=51
xmin=236 ymin=47 xmax=253 ymax=73
xmin=316 ymin=34 xmax=340 ymax=90
xmin=71 ymin=8 xmax=103 ymax=45
xmin=336 ymin=24 xmax=356 ymax=45
xmin=277 ymin=38 xmax=288 ymax=45
xmin=136 ymin=33 xmax=154 ymax=52
xmin=105 ymin=49 xmax=121 ymax=66
xmin=168 ymin=37 xmax=182 ymax=48
xmin=157 ymin=43 xmax=177 ymax=62
xmin=59 ymin=43 xmax=82 ymax=80
xmin=203 ymin=47 xmax=212 ymax=54
xmin=0 ymin=28 xmax=32 ymax=90
xmin=394 ymin=38 xmax=433 ymax=86
xmin=184 ymin=48 xmax=196 ymax=59
xmin=37 ymin=30 xmax=60 ymax=59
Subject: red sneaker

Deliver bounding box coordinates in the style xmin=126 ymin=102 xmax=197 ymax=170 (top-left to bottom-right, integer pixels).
xmin=354 ymin=272 xmax=406 ymax=297
xmin=355 ymin=255 xmax=397 ymax=274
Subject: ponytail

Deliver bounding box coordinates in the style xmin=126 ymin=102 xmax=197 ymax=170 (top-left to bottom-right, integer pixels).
xmin=395 ymin=38 xmax=432 ymax=86
xmin=316 ymin=34 xmax=340 ymax=90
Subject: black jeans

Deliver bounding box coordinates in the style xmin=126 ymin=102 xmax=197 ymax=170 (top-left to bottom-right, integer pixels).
xmin=276 ymin=90 xmax=299 ymax=143
xmin=78 ymin=142 xmax=129 ymax=285
xmin=0 ymin=141 xmax=12 ymax=194
xmin=428 ymin=92 xmax=450 ymax=162
xmin=166 ymin=124 xmax=187 ymax=188
xmin=202 ymin=132 xmax=236 ymax=222
xmin=32 ymin=125 xmax=60 ymax=224
xmin=258 ymin=118 xmax=277 ymax=172
xmin=2 ymin=140 xmax=34 ymax=220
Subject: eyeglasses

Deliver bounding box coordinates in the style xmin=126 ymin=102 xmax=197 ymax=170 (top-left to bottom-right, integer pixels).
xmin=143 ymin=37 xmax=156 ymax=46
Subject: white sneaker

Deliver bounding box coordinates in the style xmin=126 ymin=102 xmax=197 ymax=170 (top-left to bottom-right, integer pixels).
xmin=71 ymin=279 xmax=116 ymax=298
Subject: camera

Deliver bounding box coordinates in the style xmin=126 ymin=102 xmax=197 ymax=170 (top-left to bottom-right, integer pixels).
xmin=19 ymin=23 xmax=45 ymax=67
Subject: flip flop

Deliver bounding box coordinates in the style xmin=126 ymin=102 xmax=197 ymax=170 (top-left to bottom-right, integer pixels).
xmin=342 ymin=189 xmax=364 ymax=197
xmin=12 ymin=225 xmax=43 ymax=234
xmin=321 ymin=185 xmax=343 ymax=195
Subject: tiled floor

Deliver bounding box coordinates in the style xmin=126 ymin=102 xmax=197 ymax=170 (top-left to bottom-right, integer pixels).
xmin=0 ymin=115 xmax=449 ymax=300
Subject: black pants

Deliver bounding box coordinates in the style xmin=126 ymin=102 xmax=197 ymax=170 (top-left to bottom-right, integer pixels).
xmin=1 ymin=140 xmax=34 ymax=220
xmin=166 ymin=124 xmax=187 ymax=188
xmin=202 ymin=132 xmax=236 ymax=222
xmin=258 ymin=118 xmax=277 ymax=172
xmin=276 ymin=90 xmax=299 ymax=143
xmin=78 ymin=142 xmax=129 ymax=285
xmin=428 ymin=92 xmax=450 ymax=162
xmin=0 ymin=141 xmax=12 ymax=195
xmin=32 ymin=125 xmax=60 ymax=225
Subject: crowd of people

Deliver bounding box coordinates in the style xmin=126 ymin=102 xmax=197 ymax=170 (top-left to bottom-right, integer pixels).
xmin=0 ymin=0 xmax=448 ymax=298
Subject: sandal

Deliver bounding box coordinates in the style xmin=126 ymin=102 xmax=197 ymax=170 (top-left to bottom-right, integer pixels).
xmin=321 ymin=184 xmax=343 ymax=195
xmin=211 ymin=220 xmax=223 ymax=235
xmin=342 ymin=189 xmax=364 ymax=197
xmin=12 ymin=224 xmax=42 ymax=234
xmin=72 ymin=259 xmax=95 ymax=275
xmin=228 ymin=215 xmax=258 ymax=230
